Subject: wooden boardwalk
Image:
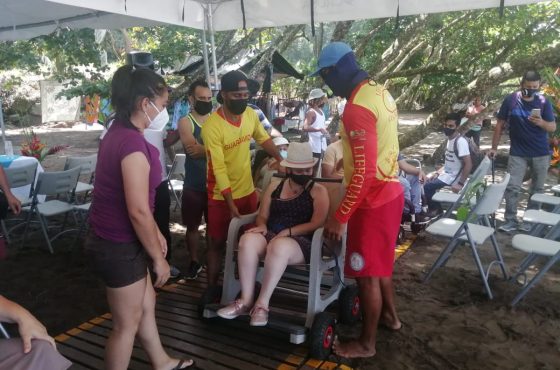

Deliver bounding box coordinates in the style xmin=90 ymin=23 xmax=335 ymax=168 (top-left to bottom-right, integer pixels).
xmin=55 ymin=237 xmax=415 ymax=370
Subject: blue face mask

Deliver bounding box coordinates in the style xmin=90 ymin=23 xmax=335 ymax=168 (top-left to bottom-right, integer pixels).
xmin=521 ymin=88 xmax=539 ymax=98
xmin=322 ymin=52 xmax=368 ymax=98
xmin=280 ymin=150 xmax=288 ymax=159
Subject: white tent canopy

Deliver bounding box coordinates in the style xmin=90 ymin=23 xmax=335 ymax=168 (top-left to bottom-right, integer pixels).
xmin=0 ymin=1 xmax=161 ymax=41
xmin=48 ymin=0 xmax=545 ymax=32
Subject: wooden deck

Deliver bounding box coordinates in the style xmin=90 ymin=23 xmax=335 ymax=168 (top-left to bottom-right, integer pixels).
xmin=55 ymin=237 xmax=415 ymax=370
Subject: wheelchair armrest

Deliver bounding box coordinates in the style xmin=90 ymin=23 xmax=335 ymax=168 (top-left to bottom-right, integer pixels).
xmin=225 ymin=212 xmax=259 ymax=255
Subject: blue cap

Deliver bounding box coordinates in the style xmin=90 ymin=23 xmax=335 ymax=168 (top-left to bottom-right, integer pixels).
xmin=309 ymin=42 xmax=353 ymax=77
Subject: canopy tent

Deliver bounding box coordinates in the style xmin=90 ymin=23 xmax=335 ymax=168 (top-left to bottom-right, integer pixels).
xmin=0 ymin=0 xmax=547 ymax=144
xmin=175 ymin=50 xmax=304 ymax=92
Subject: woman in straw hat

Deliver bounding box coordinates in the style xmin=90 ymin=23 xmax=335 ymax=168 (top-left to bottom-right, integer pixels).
xmin=217 ymin=142 xmax=329 ymax=326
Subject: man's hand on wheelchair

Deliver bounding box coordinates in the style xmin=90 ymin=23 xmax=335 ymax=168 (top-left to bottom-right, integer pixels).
xmin=324 ymin=217 xmax=345 ymax=241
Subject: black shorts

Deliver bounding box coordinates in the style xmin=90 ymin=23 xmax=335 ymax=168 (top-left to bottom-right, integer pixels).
xmin=84 ymin=232 xmax=148 ymax=288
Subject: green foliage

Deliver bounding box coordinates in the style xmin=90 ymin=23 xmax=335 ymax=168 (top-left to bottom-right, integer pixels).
xmin=456 ymin=180 xmax=487 ymax=222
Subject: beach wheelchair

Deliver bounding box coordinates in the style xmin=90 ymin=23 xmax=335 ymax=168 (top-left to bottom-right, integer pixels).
xmin=203 ymin=177 xmax=361 ymax=359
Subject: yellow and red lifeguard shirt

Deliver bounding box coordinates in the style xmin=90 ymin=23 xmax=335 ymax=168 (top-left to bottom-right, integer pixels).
xmin=201 ymin=107 xmax=271 ymax=201
xmin=335 ymin=80 xmax=402 ymax=223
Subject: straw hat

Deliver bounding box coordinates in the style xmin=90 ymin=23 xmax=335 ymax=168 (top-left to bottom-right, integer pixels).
xmin=308 ymin=88 xmax=326 ymax=102
xmin=273 ymin=137 xmax=289 ymax=146
xmin=280 ymin=142 xmax=318 ymax=168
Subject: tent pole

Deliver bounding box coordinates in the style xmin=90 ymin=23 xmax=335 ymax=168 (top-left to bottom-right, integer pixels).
xmin=0 ymin=97 xmax=6 ymax=146
xmin=208 ymin=4 xmax=219 ymax=90
xmin=201 ymin=7 xmax=211 ymax=87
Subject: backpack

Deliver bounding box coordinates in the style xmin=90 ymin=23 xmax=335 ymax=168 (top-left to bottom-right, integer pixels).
xmin=507 ymin=91 xmax=547 ymax=120
xmin=453 ymin=135 xmax=484 ymax=174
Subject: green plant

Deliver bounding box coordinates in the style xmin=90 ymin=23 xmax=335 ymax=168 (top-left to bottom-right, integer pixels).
xmin=456 ymin=180 xmax=487 ymax=221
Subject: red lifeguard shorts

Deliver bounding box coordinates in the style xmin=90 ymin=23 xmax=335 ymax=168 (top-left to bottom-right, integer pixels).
xmin=345 ymin=193 xmax=404 ymax=278
xmin=207 ymin=191 xmax=258 ymax=241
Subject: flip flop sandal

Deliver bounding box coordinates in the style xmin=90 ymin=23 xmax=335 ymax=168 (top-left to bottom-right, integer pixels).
xmin=171 ymin=359 xmax=195 ymax=370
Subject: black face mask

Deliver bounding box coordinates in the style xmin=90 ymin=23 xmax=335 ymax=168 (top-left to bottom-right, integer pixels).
xmin=289 ymin=173 xmax=312 ymax=186
xmin=226 ymin=98 xmax=248 ymax=115
xmin=193 ymin=100 xmax=212 ymax=115
xmin=443 ymin=127 xmax=456 ymax=137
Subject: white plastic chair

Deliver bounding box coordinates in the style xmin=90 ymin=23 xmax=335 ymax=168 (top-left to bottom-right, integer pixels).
xmin=423 ymin=173 xmax=510 ymax=299
xmin=64 ymin=154 xmax=97 ymax=202
xmin=1 ymin=162 xmax=38 ymax=243
xmin=21 ymin=167 xmax=81 ymax=253
xmin=167 ymin=154 xmax=186 ymax=209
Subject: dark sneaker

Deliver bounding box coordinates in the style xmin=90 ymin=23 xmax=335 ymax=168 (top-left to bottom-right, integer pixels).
xmin=169 ymin=265 xmax=182 ymax=279
xmin=197 ymin=285 xmax=223 ymax=317
xmin=413 ymin=212 xmax=432 ymax=223
xmin=185 ymin=261 xmax=203 ymax=280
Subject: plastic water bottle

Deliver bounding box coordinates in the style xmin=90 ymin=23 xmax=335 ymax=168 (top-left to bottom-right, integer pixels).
xmin=4 ymin=141 xmax=13 ymax=156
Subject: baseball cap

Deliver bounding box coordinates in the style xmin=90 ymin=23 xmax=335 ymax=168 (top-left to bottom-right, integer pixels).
xmin=217 ymin=70 xmax=249 ymax=103
xmin=309 ymin=42 xmax=353 ymax=77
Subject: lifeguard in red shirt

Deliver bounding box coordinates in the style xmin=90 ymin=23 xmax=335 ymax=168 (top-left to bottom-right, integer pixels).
xmin=313 ymin=42 xmax=404 ymax=359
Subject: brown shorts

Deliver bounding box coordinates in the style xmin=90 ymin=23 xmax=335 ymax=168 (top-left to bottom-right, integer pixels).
xmin=181 ymin=188 xmax=208 ymax=231
xmin=84 ymin=232 xmax=148 ymax=288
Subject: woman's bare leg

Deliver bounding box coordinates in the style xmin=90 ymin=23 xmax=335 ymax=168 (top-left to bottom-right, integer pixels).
xmin=237 ymin=233 xmax=267 ymax=305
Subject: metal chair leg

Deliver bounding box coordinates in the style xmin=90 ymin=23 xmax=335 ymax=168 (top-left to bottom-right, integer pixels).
xmin=511 ymin=252 xmax=560 ymax=306
xmin=423 ymin=238 xmax=461 ymax=283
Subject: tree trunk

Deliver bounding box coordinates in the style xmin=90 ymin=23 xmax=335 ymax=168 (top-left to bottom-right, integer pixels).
xmin=330 ymin=21 xmax=353 ymax=42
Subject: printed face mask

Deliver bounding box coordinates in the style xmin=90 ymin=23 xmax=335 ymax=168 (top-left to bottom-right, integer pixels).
xmin=226 ymin=98 xmax=248 ymax=115
xmin=145 ymin=101 xmax=169 ymax=131
xmin=194 ymin=100 xmax=213 ymax=115
xmin=521 ymin=88 xmax=539 ymax=98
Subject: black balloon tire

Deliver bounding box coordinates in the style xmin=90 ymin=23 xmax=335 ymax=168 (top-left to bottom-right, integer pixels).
xmin=338 ymin=284 xmax=362 ymax=324
xmin=309 ymin=312 xmax=336 ymax=360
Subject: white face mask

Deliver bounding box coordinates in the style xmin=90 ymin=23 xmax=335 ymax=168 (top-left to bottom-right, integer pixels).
xmin=279 ymin=149 xmax=288 ymax=159
xmin=145 ymin=101 xmax=169 ymax=131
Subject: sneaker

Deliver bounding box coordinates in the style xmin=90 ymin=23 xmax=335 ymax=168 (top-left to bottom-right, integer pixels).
xmin=197 ymin=285 xmax=222 ymax=317
xmin=518 ymin=222 xmax=533 ymax=233
xmin=169 ymin=265 xmax=182 ymax=279
xmin=498 ymin=221 xmax=518 ymax=233
xmin=249 ymin=305 xmax=269 ymax=326
xmin=217 ymin=299 xmax=250 ymax=319
xmin=184 ymin=261 xmax=203 ymax=280
xmin=413 ymin=212 xmax=432 ymax=223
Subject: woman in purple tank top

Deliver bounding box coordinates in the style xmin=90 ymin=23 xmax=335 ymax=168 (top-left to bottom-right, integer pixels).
xmin=84 ymin=65 xmax=193 ymax=370
xmin=217 ymin=143 xmax=330 ymax=327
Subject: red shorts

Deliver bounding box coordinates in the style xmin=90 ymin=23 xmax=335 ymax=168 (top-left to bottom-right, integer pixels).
xmin=345 ymin=193 xmax=404 ymax=278
xmin=181 ymin=188 xmax=208 ymax=232
xmin=207 ymin=191 xmax=258 ymax=241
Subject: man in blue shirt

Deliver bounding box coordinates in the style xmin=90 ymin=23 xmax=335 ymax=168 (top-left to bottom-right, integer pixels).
xmin=490 ymin=70 xmax=556 ymax=232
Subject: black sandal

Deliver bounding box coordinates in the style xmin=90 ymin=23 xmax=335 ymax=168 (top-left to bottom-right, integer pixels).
xmin=171 ymin=359 xmax=195 ymax=370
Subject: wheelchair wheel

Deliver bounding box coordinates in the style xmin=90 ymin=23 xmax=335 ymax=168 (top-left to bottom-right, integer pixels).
xmin=309 ymin=312 xmax=336 ymax=360
xmin=339 ymin=285 xmax=361 ymax=324
xmin=197 ymin=285 xmax=222 ymax=317
xmin=397 ymin=226 xmax=405 ymax=245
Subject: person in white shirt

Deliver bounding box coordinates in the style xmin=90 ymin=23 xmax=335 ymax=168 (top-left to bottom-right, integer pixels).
xmin=303 ymin=88 xmax=328 ymax=173
xmin=424 ymin=113 xmax=472 ymax=215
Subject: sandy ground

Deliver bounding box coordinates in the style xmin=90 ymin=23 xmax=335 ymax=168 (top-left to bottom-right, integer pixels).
xmin=0 ymin=122 xmax=559 ymax=369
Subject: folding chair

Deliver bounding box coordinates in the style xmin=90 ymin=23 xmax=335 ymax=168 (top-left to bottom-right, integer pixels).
xmin=167 ymin=154 xmax=186 ymax=210
xmin=510 ymin=233 xmax=560 ymax=306
xmin=508 ymin=208 xmax=560 ymax=305
xmin=21 ymin=167 xmax=81 ymax=253
xmin=431 ymin=156 xmax=491 ymax=218
xmin=423 ymin=173 xmax=510 ymax=299
xmin=1 ymin=162 xmax=38 ymax=243
xmin=64 ymin=154 xmax=97 ymax=202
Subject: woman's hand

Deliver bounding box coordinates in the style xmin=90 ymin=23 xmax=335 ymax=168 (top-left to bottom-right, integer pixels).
xmin=6 ymin=193 xmax=21 ymax=215
xmin=247 ymin=224 xmax=268 ymax=235
xmin=157 ymin=230 xmax=167 ymax=258
xmin=18 ymin=311 xmax=56 ymax=353
xmin=152 ymin=258 xmax=170 ymax=288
